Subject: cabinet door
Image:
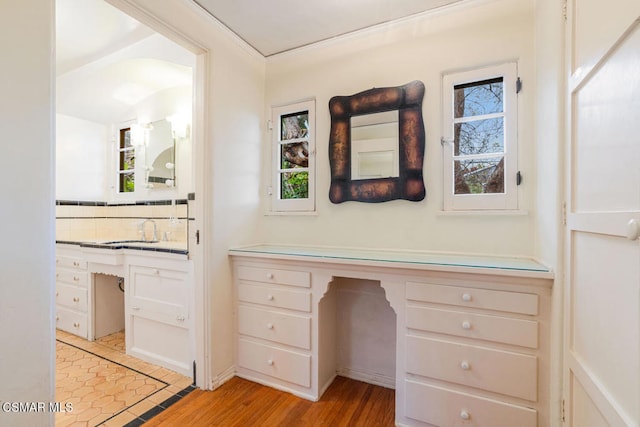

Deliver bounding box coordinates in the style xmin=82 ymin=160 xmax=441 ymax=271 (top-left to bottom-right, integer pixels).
xmin=128 ymin=266 xmax=188 ymax=326
xmin=127 ymin=265 xmax=192 ymax=376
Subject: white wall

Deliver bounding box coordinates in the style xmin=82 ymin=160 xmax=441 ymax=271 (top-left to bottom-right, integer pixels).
xmin=263 ymin=0 xmax=536 ymax=257
xmin=56 ymin=114 xmax=108 ymax=200
xmin=0 ymin=1 xmax=55 ymax=426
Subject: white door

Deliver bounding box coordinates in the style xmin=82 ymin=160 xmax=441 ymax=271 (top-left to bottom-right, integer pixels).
xmin=564 ymin=4 xmax=640 ymax=426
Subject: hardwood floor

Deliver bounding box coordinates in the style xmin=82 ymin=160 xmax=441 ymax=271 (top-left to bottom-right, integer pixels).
xmin=143 ymin=376 xmax=395 ymax=426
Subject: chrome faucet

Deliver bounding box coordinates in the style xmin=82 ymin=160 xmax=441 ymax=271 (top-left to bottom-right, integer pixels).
xmin=141 ymin=219 xmax=158 ymax=242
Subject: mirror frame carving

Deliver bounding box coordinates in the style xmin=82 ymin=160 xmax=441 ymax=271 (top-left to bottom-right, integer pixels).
xmin=328 ymin=80 xmax=426 ymax=203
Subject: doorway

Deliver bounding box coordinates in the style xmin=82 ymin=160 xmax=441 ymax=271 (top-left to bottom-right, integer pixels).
xmin=55 ymin=0 xmax=207 ymax=388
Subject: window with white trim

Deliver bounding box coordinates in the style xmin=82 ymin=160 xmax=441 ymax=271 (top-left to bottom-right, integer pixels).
xmin=271 ymin=100 xmax=315 ymax=212
xmin=442 ymin=63 xmax=518 ymax=210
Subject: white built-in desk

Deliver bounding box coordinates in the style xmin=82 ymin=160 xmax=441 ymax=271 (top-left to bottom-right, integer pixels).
xmin=229 ymin=245 xmax=553 ymax=427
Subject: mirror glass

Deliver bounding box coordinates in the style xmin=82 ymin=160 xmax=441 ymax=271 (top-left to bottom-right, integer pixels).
xmin=145 ymin=119 xmax=175 ymax=189
xmin=351 ymin=111 xmax=399 ymax=180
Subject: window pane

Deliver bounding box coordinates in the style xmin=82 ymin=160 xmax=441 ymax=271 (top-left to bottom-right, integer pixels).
xmin=454 ymin=157 xmax=504 ymax=194
xmin=454 ymin=117 xmax=504 ymax=155
xmin=120 ymin=148 xmax=135 ymax=170
xmin=120 ymin=172 xmax=135 ymax=193
xmin=121 ymin=128 xmax=132 ymax=149
xmin=281 ymin=111 xmax=309 ymax=140
xmin=281 ymin=141 xmax=309 ymax=169
xmin=454 ymin=78 xmax=503 ymax=118
xmin=281 ymin=171 xmax=308 ymax=199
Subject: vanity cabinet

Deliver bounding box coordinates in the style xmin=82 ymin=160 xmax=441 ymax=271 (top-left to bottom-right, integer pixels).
xmin=55 ymin=246 xmax=89 ymax=338
xmin=230 ymin=245 xmax=553 ymax=427
xmin=127 ymin=258 xmax=193 ymax=376
xmin=404 ymin=282 xmax=543 ymax=426
xmin=55 ymin=243 xmax=194 ymax=378
xmin=236 ymin=265 xmax=313 ymax=391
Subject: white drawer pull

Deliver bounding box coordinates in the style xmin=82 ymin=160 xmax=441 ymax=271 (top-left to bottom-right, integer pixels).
xmin=461 ymin=321 xmax=471 ymax=330
xmin=266 ymin=273 xmax=274 ymax=280
xmin=73 ymin=297 xmax=80 ymax=303
xmin=176 ymin=315 xmax=185 ymax=321
xmin=132 ymin=306 xmax=141 ymax=311
xmin=56 ymin=316 xmax=59 ymax=321
xmin=56 ymin=292 xmax=59 ymax=297
xmin=56 ymin=273 xmax=59 ymax=278
xmin=267 ymin=359 xmax=274 ymax=366
xmin=73 ymin=322 xmax=80 ymax=328
xmin=73 ymin=261 xmax=79 ymax=267
xmin=461 ymin=293 xmax=472 ymax=302
xmin=267 ymin=294 xmax=274 ymax=301
xmin=460 ymin=361 xmax=471 ymax=370
xmin=154 ymin=269 xmax=160 ymax=275
xmin=73 ymin=276 xmax=80 ymax=281
xmin=266 ymin=323 xmax=274 ymax=330
xmin=460 ymin=410 xmax=470 ymax=420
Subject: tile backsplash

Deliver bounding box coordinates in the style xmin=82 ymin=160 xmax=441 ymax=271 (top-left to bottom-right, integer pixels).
xmin=56 ymin=200 xmax=190 ymax=243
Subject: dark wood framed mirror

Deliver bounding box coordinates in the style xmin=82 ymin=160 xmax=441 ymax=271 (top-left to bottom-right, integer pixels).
xmin=328 ymin=80 xmax=426 ymax=203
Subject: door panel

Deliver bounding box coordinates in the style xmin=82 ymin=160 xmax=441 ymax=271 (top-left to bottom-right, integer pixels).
xmin=571 ymin=0 xmax=640 ymax=75
xmin=571 ymin=232 xmax=639 ymax=416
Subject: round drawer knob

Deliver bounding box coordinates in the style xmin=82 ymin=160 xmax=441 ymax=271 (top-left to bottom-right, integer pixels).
xmin=460 ymin=410 xmax=470 ymax=420
xmin=266 ymin=273 xmax=274 ymax=280
xmin=461 ymin=321 xmax=471 ymax=330
xmin=56 ymin=292 xmax=59 ymax=297
xmin=267 ymin=294 xmax=274 ymax=301
xmin=56 ymin=316 xmax=59 ymax=321
xmin=267 ymin=359 xmax=274 ymax=366
xmin=266 ymin=323 xmax=274 ymax=330
xmin=154 ymin=270 xmax=160 ymax=275
xmin=461 ymin=293 xmax=472 ymax=302
xmin=73 ymin=322 xmax=80 ymax=328
xmin=176 ymin=315 xmax=185 ymax=321
xmin=73 ymin=297 xmax=80 ymax=302
xmin=460 ymin=361 xmax=470 ymax=370
xmin=73 ymin=276 xmax=79 ymax=282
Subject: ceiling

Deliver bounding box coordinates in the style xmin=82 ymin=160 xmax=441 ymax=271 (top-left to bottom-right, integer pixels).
xmin=56 ymin=0 xmax=468 ymax=123
xmin=56 ymin=0 xmax=194 ymax=124
xmin=194 ymin=0 xmax=467 ymax=56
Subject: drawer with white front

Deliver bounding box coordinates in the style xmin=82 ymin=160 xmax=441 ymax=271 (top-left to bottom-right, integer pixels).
xmin=237 ymin=265 xmax=310 ymax=288
xmin=406 ymin=336 xmax=538 ymax=401
xmin=406 ymin=282 xmax=538 ymax=315
xmin=238 ymin=305 xmax=311 ymax=350
xmin=56 ymin=255 xmax=87 ymax=270
xmin=405 ymin=380 xmax=537 ymax=427
xmin=238 ymin=283 xmax=311 ymax=312
xmin=56 ymin=270 xmax=88 ymax=287
xmin=56 ymin=306 xmax=88 ymax=338
xmin=238 ymin=338 xmax=311 ymax=387
xmin=406 ymin=305 xmax=539 ymax=349
xmin=56 ymin=283 xmax=88 ymax=312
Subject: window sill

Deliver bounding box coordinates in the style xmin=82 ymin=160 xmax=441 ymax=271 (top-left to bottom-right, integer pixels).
xmin=437 ymin=209 xmax=529 ymax=217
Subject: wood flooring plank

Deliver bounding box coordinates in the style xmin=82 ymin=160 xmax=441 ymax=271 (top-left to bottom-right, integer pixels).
xmin=143 ymin=376 xmax=394 ymax=426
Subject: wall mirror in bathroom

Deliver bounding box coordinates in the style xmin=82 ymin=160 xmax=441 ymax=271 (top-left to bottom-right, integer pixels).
xmin=145 ymin=118 xmax=176 ymax=189
xmin=328 ymin=80 xmax=426 ymax=203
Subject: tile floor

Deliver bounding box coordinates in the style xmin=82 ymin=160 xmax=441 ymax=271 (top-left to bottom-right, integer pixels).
xmin=56 ymin=330 xmax=195 ymax=426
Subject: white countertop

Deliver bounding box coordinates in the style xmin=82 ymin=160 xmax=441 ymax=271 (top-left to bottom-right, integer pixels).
xmin=229 ymin=244 xmax=553 ymax=279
